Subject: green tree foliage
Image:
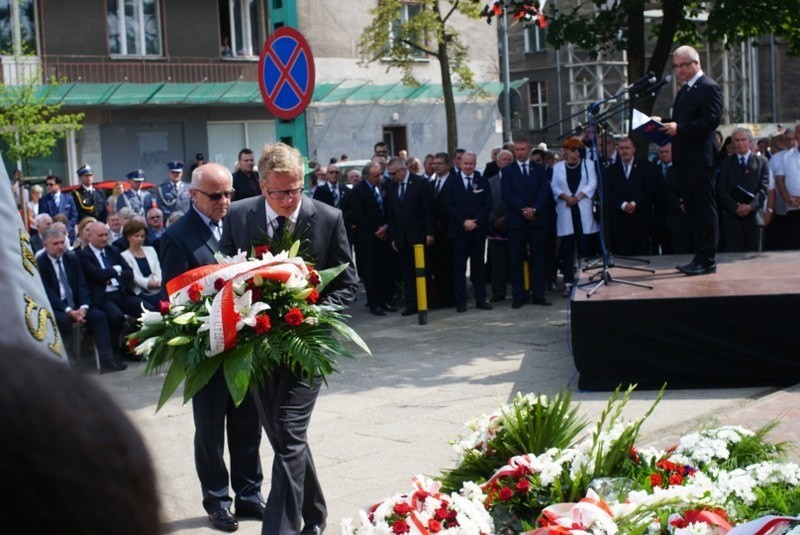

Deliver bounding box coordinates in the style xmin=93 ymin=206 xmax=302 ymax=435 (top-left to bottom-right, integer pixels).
xmin=358 ymin=0 xmax=483 ymax=154
xmin=0 ymin=72 xmax=84 ymax=176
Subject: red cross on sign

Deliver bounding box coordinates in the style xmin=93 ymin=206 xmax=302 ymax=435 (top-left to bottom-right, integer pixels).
xmin=258 ymin=27 xmax=315 ymax=120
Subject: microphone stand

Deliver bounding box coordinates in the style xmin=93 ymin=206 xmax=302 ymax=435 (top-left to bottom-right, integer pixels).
xmin=577 ymin=82 xmax=664 ymax=297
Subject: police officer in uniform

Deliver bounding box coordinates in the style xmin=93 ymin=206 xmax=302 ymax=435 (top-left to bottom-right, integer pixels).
xmin=72 ymin=165 xmax=107 ymax=222
xmin=156 ymin=160 xmax=191 ymax=220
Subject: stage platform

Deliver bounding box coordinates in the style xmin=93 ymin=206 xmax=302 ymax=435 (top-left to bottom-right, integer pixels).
xmin=570 ymin=251 xmax=800 ymax=390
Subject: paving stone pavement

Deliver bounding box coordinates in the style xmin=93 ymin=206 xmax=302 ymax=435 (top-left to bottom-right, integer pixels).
xmin=91 ymin=286 xmax=800 ymax=534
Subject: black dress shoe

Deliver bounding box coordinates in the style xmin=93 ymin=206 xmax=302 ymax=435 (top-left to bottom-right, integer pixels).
xmin=511 ymin=300 xmax=525 ymax=309
xmin=456 ymin=304 xmax=467 ymax=312
xmin=235 ymin=500 xmax=266 ymax=520
xmin=209 ymin=508 xmax=239 ymax=532
xmin=301 ymin=523 xmax=326 ymax=535
xmin=475 ymin=301 xmax=493 ymax=310
xmin=401 ymin=307 xmax=417 ymax=316
xmin=381 ymin=303 xmax=397 ymax=312
xmin=531 ymin=297 xmax=553 ymax=306
xmin=683 ymin=262 xmax=716 ymax=276
xmin=489 ymin=295 xmax=505 ymax=303
xmin=369 ymin=306 xmax=386 ymax=316
xmin=100 ymin=360 xmax=127 ymax=374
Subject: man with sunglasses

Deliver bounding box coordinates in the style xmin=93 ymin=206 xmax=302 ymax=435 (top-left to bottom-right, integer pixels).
xmin=39 ymin=175 xmax=78 ymax=239
xmin=159 ymin=163 xmax=265 ymax=532
xmin=660 ymin=45 xmax=723 ymax=276
xmin=220 ymin=142 xmax=357 ymax=535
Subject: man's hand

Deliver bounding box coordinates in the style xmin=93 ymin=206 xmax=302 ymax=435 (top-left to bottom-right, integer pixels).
xmin=522 ymin=207 xmax=537 ymax=221
xmin=735 ymin=203 xmax=753 ymax=218
xmin=425 ymin=234 xmax=435 ymax=245
xmin=661 ymin=122 xmax=678 ymax=137
xmin=68 ymin=309 xmax=86 ymax=324
xmin=375 ymin=225 xmax=388 ymax=240
xmin=463 ymin=220 xmax=478 ymax=232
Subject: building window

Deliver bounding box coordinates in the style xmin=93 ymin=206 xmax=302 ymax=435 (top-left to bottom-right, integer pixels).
xmin=528 ymin=81 xmax=548 ymax=130
xmin=107 ymin=0 xmax=163 ymax=56
xmin=219 ymin=0 xmax=267 ymax=58
xmin=523 ymin=25 xmax=546 ymax=53
xmin=389 ymin=2 xmax=425 ymax=59
xmin=0 ymin=0 xmax=38 ymax=55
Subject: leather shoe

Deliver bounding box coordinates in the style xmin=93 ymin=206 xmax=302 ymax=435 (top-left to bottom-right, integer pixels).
xmin=682 ymin=262 xmax=716 ymax=276
xmin=489 ymin=295 xmax=505 ymax=303
xmin=381 ymin=303 xmax=397 ymax=312
xmin=511 ymin=300 xmax=526 ymax=309
xmin=235 ymin=500 xmax=265 ymax=520
xmin=209 ymin=508 xmax=239 ymax=532
xmin=401 ymin=307 xmax=417 ymax=316
xmin=100 ymin=360 xmax=127 ymax=373
xmin=456 ymin=304 xmax=467 ymax=313
xmin=369 ymin=306 xmax=386 ymax=316
xmin=531 ymin=297 xmax=553 ymax=306
xmin=475 ymin=302 xmax=493 ymax=310
xmin=301 ymin=523 xmax=325 ymax=535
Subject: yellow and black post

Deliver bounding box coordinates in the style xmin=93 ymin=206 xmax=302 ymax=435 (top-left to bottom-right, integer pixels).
xmin=413 ymin=244 xmax=428 ymax=325
xmin=523 ymin=259 xmax=531 ymax=295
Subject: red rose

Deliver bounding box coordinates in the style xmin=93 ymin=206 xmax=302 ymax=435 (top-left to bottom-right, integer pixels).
xmin=669 ymin=474 xmax=683 ymax=486
xmin=213 ymin=277 xmax=226 ymax=291
xmin=650 ymin=473 xmax=663 ymax=488
xmin=255 ymin=314 xmax=272 ymax=335
xmin=428 ymin=519 xmax=442 ymax=533
xmin=306 ymin=288 xmax=320 ymax=304
xmin=393 ymin=502 xmax=412 ymax=516
xmin=515 ymin=478 xmax=531 ymax=493
xmin=308 ymin=270 xmax=320 ymax=287
xmin=250 ymin=286 xmax=263 ymax=302
xmin=254 ymin=244 xmax=270 ymax=257
xmin=434 ymin=507 xmax=448 ymax=520
xmin=158 ymin=300 xmax=170 ymax=315
xmin=188 ymin=283 xmax=203 ymax=302
xmin=513 ymin=465 xmax=531 ymax=478
xmin=284 ymin=307 xmax=304 ymax=327
xmin=127 ymin=337 xmax=139 ymax=351
xmin=498 ymin=486 xmax=514 ymax=501
xmin=391 ymin=520 xmax=410 ymax=534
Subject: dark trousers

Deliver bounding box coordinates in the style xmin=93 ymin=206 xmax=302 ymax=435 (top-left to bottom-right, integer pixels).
xmin=452 ymin=232 xmax=487 ymax=307
xmin=764 ymin=214 xmax=788 ymax=251
xmin=254 ymin=368 xmax=326 ymax=535
xmin=719 ymin=216 xmax=763 ymax=252
xmin=560 ymin=233 xmax=595 ymax=285
xmin=508 ymin=225 xmax=546 ymax=300
xmin=429 ymin=232 xmax=454 ymax=307
xmin=192 ymin=369 xmax=263 ymax=514
xmin=98 ymin=290 xmax=147 ymax=349
xmin=54 ymin=307 xmax=115 ymax=363
xmin=487 ymin=238 xmax=508 ymax=299
xmin=784 ymin=211 xmax=800 ymax=250
xmin=610 ymin=226 xmax=651 ymax=256
xmin=354 ymin=232 xmax=393 ymax=308
xmin=397 ymin=242 xmax=419 ymax=309
xmin=680 ymin=166 xmax=718 ymax=264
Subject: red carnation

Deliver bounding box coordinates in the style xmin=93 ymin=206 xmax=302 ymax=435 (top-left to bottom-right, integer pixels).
xmin=254 ymin=244 xmax=270 ymax=257
xmin=515 ymin=478 xmax=531 ymax=493
xmin=434 ymin=507 xmax=448 ymax=520
xmin=284 ymin=307 xmax=304 ymax=327
xmin=391 ymin=520 xmax=410 ymax=534
xmin=513 ymin=465 xmax=531 ymax=478
xmin=188 ymin=283 xmax=203 ymax=302
xmin=127 ymin=337 xmax=139 ymax=351
xmin=650 ymin=473 xmax=663 ymax=488
xmin=308 ymin=270 xmax=320 ymax=287
xmin=255 ymin=314 xmax=272 ymax=335
xmin=669 ymin=473 xmax=684 ymax=486
xmin=393 ymin=502 xmax=412 ymax=516
xmin=214 ymin=277 xmax=226 ymax=291
xmin=498 ymin=486 xmax=514 ymax=501
xmin=428 ymin=519 xmax=442 ymax=533
xmin=306 ymin=288 xmax=320 ymax=304
xmin=158 ymin=300 xmax=170 ymax=315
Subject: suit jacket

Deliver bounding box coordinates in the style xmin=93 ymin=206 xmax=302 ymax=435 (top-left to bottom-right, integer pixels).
xmin=73 ymin=187 xmax=108 ymax=222
xmin=501 ymin=161 xmax=551 ymax=230
xmin=671 ymin=74 xmax=723 ymax=168
xmin=385 ymin=173 xmax=435 ymax=247
xmin=39 ymin=250 xmax=93 ymax=313
xmin=219 ymin=196 xmax=358 ymax=307
xmin=442 ymin=171 xmax=492 ymax=239
xmin=39 ymin=192 xmax=78 ymax=235
xmin=312 ymin=182 xmax=347 ymax=209
xmin=605 ymin=158 xmax=656 ymax=229
xmin=77 ymin=244 xmax=135 ymax=305
xmin=348 ymin=179 xmax=387 ymax=235
xmin=659 ymin=163 xmax=688 ymax=229
xmin=121 ymin=246 xmax=162 ymax=295
xmin=717 ymin=153 xmax=770 ymax=226
xmin=232 ymin=169 xmax=261 ymax=202
xmin=159 ymin=207 xmax=220 ymax=291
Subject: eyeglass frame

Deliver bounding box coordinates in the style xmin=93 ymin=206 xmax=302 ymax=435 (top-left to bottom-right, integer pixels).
xmin=672 ymin=60 xmax=697 ymax=70
xmin=194 ymin=189 xmax=235 ymax=201
xmin=265 ymin=187 xmax=304 ymax=200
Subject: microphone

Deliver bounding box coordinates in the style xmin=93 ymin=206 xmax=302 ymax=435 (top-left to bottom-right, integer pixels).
xmin=646 ymin=75 xmax=673 ymax=93
xmin=626 ymin=71 xmax=657 ymax=91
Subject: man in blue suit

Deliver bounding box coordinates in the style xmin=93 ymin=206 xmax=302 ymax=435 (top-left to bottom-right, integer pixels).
xmin=39 ymin=175 xmax=78 ymax=238
xmin=501 ymin=139 xmax=553 ymax=308
xmin=442 ymin=151 xmax=493 ymax=312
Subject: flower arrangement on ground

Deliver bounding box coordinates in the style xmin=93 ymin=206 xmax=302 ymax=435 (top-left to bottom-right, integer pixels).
xmin=128 ymin=241 xmax=370 ymax=409
xmin=343 ymin=387 xmax=800 ymax=535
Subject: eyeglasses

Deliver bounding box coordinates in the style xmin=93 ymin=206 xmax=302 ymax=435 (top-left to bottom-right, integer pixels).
xmin=45 ymin=182 xmax=57 ymax=186
xmin=265 ymin=187 xmax=304 ymax=200
xmin=195 ymin=189 xmax=235 ymax=201
xmin=672 ymin=60 xmax=697 ymax=69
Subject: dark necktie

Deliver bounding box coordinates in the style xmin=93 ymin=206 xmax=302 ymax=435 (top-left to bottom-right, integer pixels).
xmin=274 ymin=215 xmax=286 ymax=238
xmin=521 ymin=163 xmax=528 ymax=177
xmin=57 ymin=258 xmax=76 ymax=309
xmin=374 ymin=185 xmax=383 ymax=214
xmin=100 ymin=250 xmax=112 ymax=269
xmin=465 ymin=176 xmax=472 ymax=190
xmin=399 ymin=182 xmax=405 ymax=202
xmin=740 ymin=156 xmax=747 ymax=169
xmin=333 ymin=186 xmax=340 ymax=207
xmin=434 ymin=178 xmax=441 ymax=195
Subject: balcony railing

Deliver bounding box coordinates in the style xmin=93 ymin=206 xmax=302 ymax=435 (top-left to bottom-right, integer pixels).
xmin=38 ymin=55 xmax=260 ymax=84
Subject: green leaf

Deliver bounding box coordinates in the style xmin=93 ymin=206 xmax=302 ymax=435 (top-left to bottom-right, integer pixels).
xmin=183 ymin=355 xmax=224 ymax=403
xmin=316 ymin=263 xmax=349 ymax=294
xmin=326 ymin=317 xmax=372 ymax=355
xmin=223 ymin=342 xmax=255 ymax=407
xmin=155 ymin=358 xmax=187 ymax=412
xmin=289 ymin=239 xmax=301 ymax=258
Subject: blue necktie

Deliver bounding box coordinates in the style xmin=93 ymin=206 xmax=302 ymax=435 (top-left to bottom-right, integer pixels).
xmin=374 ymin=185 xmax=383 ymax=214
xmin=274 ymin=215 xmax=286 ymax=238
xmin=57 ymin=259 xmax=76 ymax=309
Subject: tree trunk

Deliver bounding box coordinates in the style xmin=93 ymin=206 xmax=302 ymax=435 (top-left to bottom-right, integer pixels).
xmin=438 ymin=39 xmax=458 ymax=155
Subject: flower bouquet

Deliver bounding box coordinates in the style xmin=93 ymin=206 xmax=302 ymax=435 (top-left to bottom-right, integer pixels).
xmin=128 ymin=241 xmax=370 ymax=410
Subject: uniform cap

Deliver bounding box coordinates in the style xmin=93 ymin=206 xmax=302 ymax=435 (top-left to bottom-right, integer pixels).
xmin=126 ymin=169 xmax=145 ymax=181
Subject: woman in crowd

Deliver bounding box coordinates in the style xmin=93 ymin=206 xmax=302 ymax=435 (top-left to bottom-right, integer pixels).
xmin=120 ymin=219 xmax=162 ymax=307
xmin=26 ymin=184 xmax=43 ymax=232
xmin=72 ymin=216 xmax=97 ymax=250
xmin=551 ymin=136 xmax=599 ymax=296
xmin=106 ymin=181 xmax=126 ymax=215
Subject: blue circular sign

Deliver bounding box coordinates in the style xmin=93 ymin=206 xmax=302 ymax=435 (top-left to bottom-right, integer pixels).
xmin=258 ymin=27 xmax=315 ymax=120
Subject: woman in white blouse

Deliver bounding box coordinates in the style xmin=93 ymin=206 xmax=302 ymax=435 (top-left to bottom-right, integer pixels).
xmin=120 ymin=219 xmax=163 ymax=307
xmin=551 ymin=136 xmax=600 ymax=296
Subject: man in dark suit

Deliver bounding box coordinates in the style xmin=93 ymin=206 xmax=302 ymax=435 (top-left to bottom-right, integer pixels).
xmin=312 ymin=163 xmax=346 ymax=209
xmin=442 ymin=151 xmax=493 ymax=312
xmin=717 ymin=127 xmax=770 ymax=252
xmin=231 ymin=148 xmax=261 ymax=202
xmin=39 ymin=175 xmax=78 ymax=238
xmin=72 ymin=165 xmax=108 ymax=222
xmin=501 ymin=139 xmax=553 ymax=308
xmin=385 ymin=156 xmax=435 ymax=316
xmin=159 ymin=162 xmax=264 ymax=532
xmin=605 ymin=137 xmax=656 ymax=256
xmin=661 ymin=45 xmax=723 ymax=275
xmin=428 ymin=152 xmax=455 ymax=308
xmin=348 ymin=161 xmax=395 ymax=315
xmin=78 ymin=221 xmax=148 ymax=351
xmin=38 ymin=227 xmax=125 ymax=372
xmin=657 ymin=143 xmax=692 ymax=254
xmin=220 ymin=142 xmax=357 ymax=535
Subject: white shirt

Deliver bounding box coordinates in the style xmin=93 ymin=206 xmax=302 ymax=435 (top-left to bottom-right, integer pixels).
xmin=264 ymin=199 xmax=301 ymax=238
xmin=775 ymin=147 xmax=800 ymax=212
xmin=88 ymin=244 xmax=121 ymax=291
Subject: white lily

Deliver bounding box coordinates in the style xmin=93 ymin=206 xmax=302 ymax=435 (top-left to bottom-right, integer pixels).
xmin=215 ymin=250 xmax=248 ymax=265
xmin=133 ymin=336 xmax=158 ymax=356
xmin=235 ymin=289 xmax=271 ymax=331
xmin=139 ymin=308 xmax=165 ymax=326
xmin=196 ymin=300 xmax=214 ymax=333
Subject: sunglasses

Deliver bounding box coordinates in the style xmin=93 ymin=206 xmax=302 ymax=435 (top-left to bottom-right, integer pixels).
xmin=195 ymin=189 xmax=235 ymax=201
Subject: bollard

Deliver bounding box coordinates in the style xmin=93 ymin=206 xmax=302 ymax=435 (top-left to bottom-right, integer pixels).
xmin=523 ymin=259 xmax=531 ymax=293
xmin=413 ymin=244 xmax=428 ymax=325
